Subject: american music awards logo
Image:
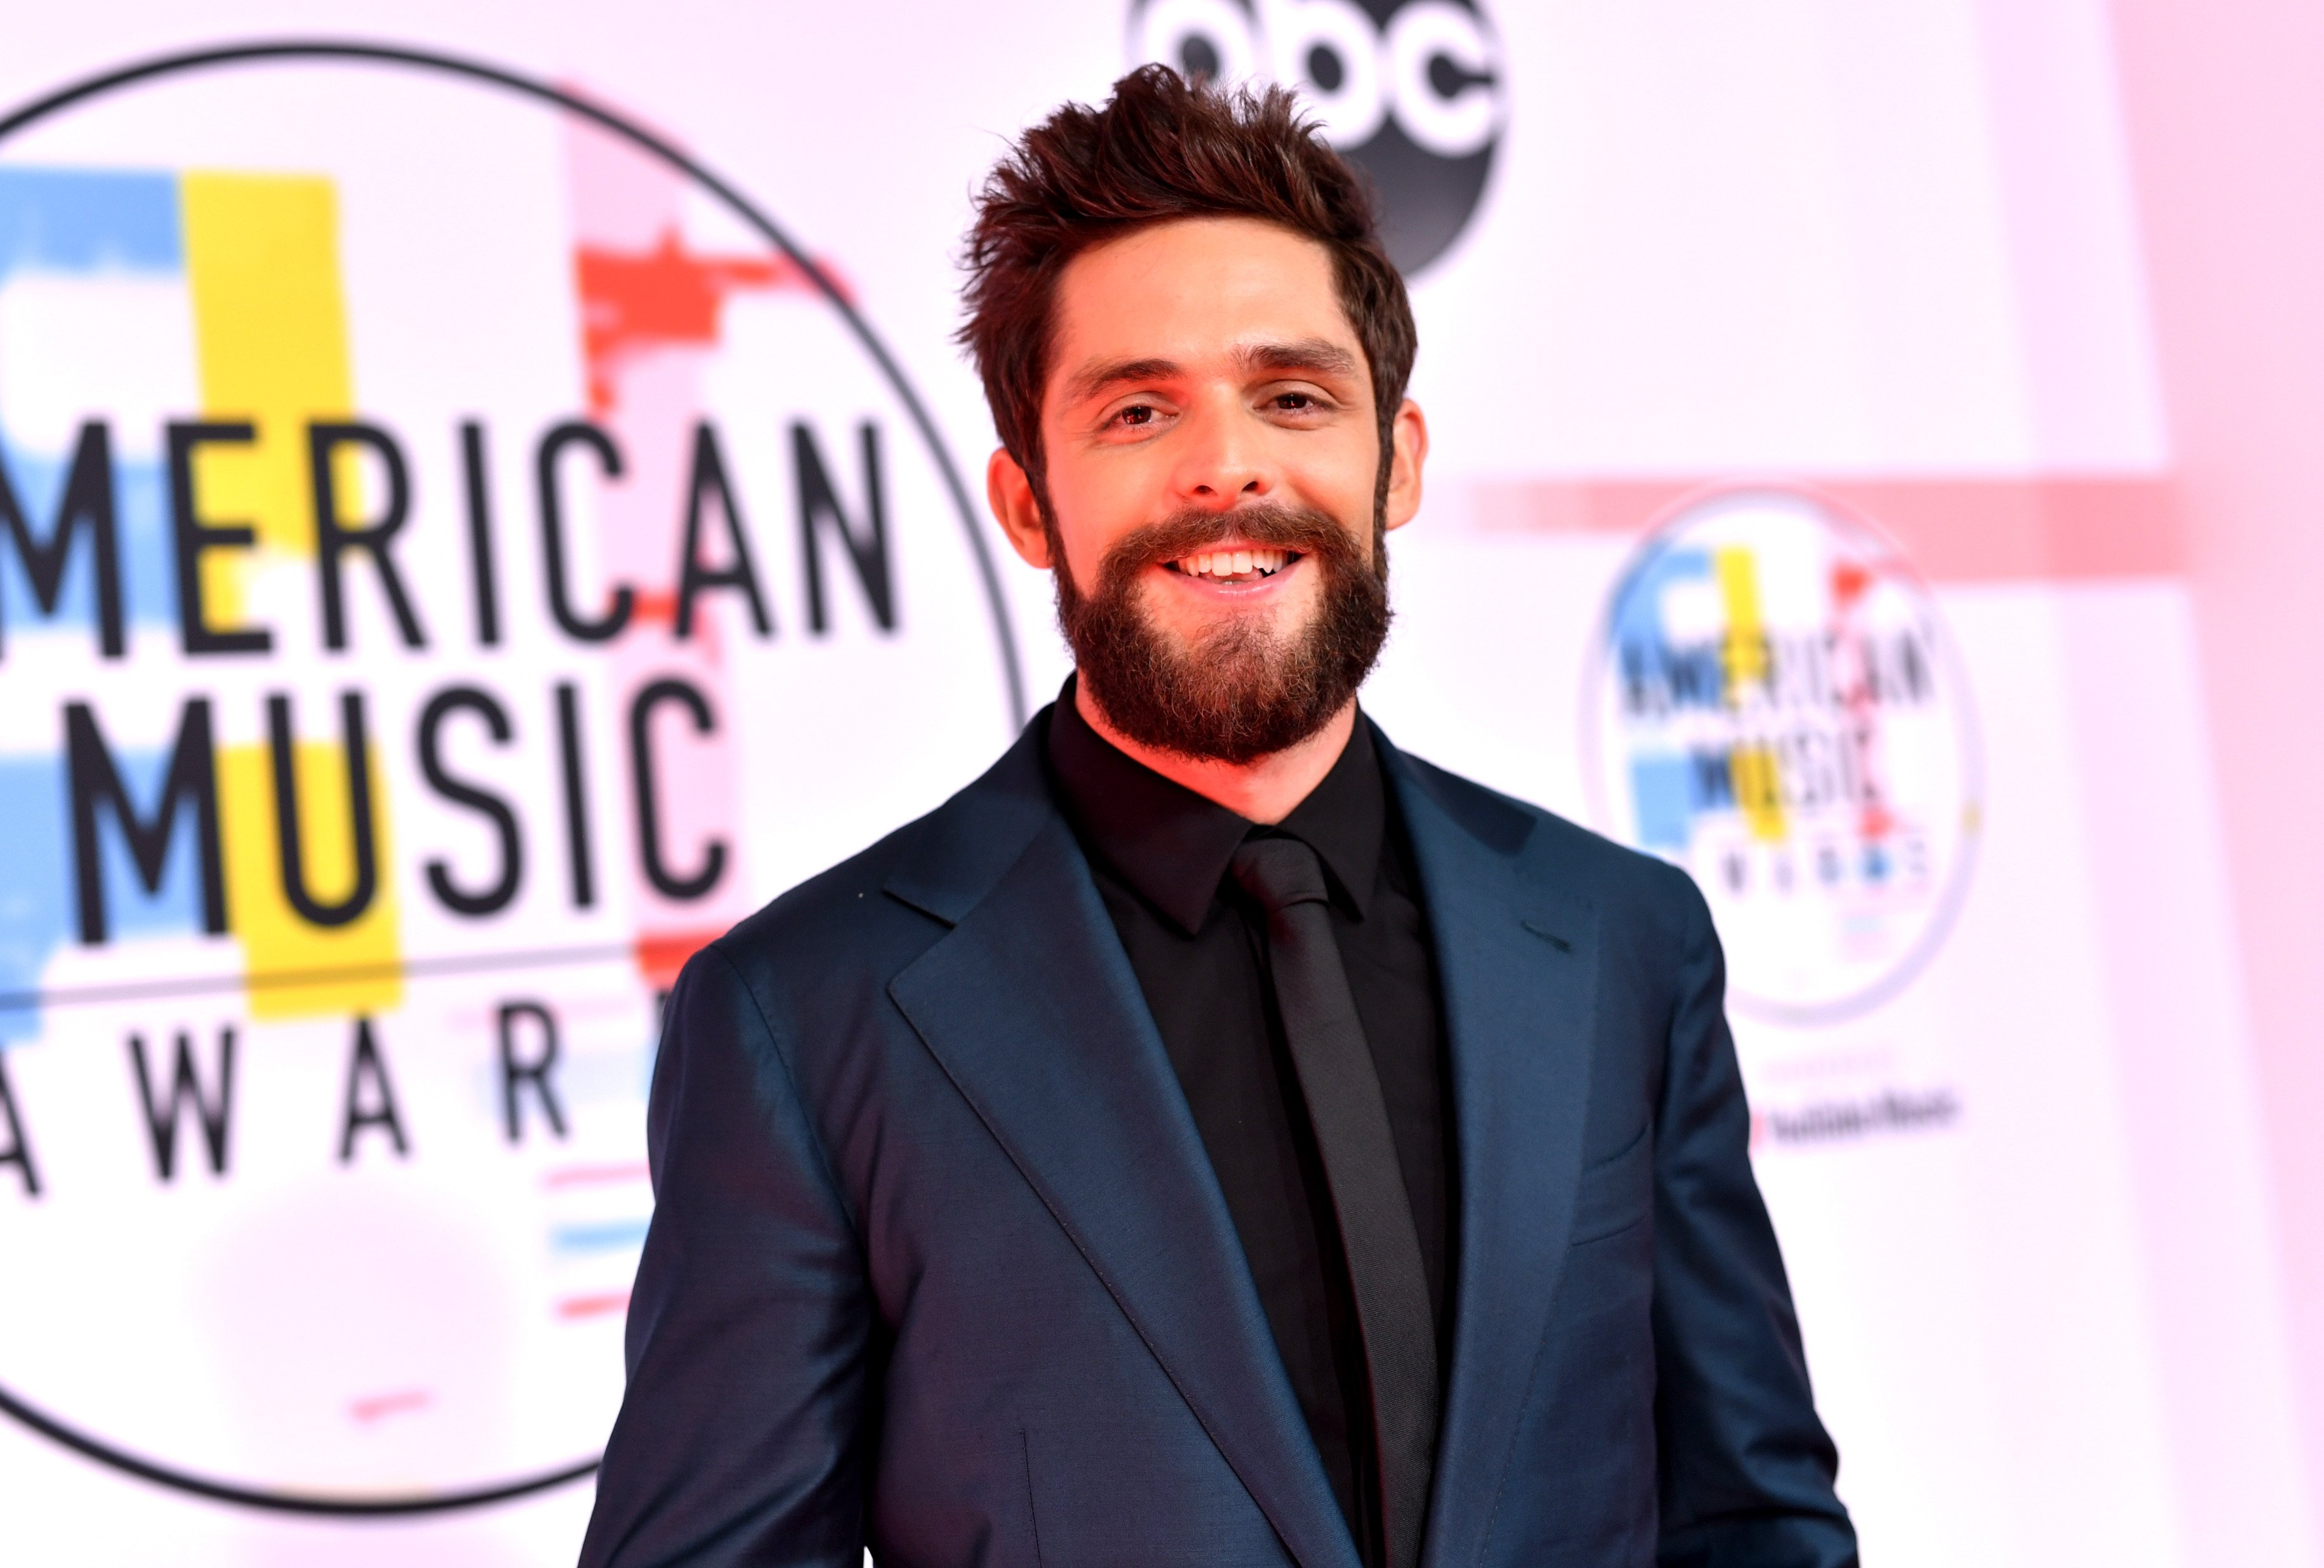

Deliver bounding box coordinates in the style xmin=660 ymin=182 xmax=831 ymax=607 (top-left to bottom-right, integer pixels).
xmin=0 ymin=43 xmax=1017 ymax=1513
xmin=1128 ymin=0 xmax=1506 ymax=273
xmin=1583 ymin=488 xmax=1982 ymax=1026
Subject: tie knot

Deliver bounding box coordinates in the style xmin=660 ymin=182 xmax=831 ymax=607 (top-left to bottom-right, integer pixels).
xmin=1230 ymin=835 xmax=1331 ymax=915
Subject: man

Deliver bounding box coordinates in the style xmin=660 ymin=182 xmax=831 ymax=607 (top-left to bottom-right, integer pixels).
xmin=582 ymin=67 xmax=1855 ymax=1568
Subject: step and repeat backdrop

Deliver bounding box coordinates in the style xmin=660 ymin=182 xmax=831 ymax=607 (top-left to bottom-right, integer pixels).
xmin=0 ymin=3 xmax=2315 ymax=1565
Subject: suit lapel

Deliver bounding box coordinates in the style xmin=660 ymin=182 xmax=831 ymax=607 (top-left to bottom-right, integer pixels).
xmin=1382 ymin=744 xmax=1603 ymax=1568
xmin=887 ymin=806 xmax=1360 ymax=1568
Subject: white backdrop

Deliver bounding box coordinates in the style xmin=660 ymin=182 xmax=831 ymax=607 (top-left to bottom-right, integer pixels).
xmin=0 ymin=4 xmax=2311 ymax=1565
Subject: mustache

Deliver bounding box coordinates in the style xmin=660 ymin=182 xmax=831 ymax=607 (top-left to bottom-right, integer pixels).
xmin=1095 ymin=503 xmax=1366 ymax=587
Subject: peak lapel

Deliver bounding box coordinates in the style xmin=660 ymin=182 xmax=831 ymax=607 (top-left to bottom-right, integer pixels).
xmin=1383 ymin=750 xmax=1603 ymax=1568
xmin=887 ymin=811 xmax=1359 ymax=1568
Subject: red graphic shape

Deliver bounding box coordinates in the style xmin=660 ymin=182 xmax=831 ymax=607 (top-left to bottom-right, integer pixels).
xmin=634 ymin=929 xmax=724 ymax=991
xmin=575 ymin=228 xmax=839 ymax=412
xmin=556 ymin=1292 xmax=632 ymax=1321
xmin=347 ymin=1388 xmax=432 ymax=1425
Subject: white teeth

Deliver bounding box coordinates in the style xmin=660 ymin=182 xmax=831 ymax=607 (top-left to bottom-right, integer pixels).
xmin=1175 ymin=547 xmax=1294 ymax=580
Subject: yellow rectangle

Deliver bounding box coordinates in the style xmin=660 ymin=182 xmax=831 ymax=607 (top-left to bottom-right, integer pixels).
xmin=181 ymin=172 xmax=355 ymax=566
xmin=183 ymin=170 xmax=400 ymax=1015
xmin=1714 ymin=545 xmax=1768 ymax=701
xmin=1728 ymin=745 xmax=1788 ymax=844
xmin=219 ymin=736 xmax=401 ymax=1021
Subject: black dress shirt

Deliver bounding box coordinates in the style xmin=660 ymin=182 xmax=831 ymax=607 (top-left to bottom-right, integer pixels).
xmin=1045 ymin=686 xmax=1453 ymax=1565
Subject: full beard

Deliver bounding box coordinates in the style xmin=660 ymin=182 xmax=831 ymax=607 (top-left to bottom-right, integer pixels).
xmin=1052 ymin=501 xmax=1392 ymax=766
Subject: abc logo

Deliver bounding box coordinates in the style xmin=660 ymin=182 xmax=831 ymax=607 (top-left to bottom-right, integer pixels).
xmin=1130 ymin=0 xmax=1506 ymax=273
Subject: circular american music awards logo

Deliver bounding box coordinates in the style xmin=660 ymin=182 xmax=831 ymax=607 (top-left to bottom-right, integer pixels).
xmin=0 ymin=44 xmax=1018 ymax=1513
xmin=1583 ymin=488 xmax=1981 ymax=1025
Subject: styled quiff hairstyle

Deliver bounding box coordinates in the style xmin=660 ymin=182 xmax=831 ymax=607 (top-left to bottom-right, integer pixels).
xmin=960 ymin=65 xmax=1417 ymax=502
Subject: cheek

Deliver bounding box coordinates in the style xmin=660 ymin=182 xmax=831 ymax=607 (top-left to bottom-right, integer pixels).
xmin=1288 ymin=438 xmax=1379 ymax=523
xmin=1042 ymin=509 xmax=1118 ymax=598
xmin=1041 ymin=464 xmax=1145 ymax=589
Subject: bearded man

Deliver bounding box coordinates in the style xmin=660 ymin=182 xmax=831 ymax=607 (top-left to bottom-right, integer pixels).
xmin=582 ymin=67 xmax=1856 ymax=1568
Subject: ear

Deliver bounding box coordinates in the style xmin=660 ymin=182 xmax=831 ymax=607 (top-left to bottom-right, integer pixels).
xmin=987 ymin=447 xmax=1052 ymax=568
xmin=1383 ymin=398 xmax=1428 ymax=533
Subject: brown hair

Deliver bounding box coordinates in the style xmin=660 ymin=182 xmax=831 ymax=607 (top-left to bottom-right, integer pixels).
xmin=959 ymin=64 xmax=1417 ymax=505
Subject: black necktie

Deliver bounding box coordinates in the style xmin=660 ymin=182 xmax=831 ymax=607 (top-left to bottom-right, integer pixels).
xmin=1231 ymin=835 xmax=1439 ymax=1568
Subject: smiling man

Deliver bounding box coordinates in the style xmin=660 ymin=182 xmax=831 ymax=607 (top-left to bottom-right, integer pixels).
xmin=582 ymin=67 xmax=1855 ymax=1568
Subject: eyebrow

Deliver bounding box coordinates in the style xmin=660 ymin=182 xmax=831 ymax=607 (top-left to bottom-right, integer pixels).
xmin=1062 ymin=356 xmax=1180 ymax=406
xmin=1236 ymin=337 xmax=1361 ymax=378
xmin=1060 ymin=338 xmax=1364 ymax=406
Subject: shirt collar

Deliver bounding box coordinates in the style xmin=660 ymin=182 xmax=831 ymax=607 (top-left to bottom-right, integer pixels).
xmin=1045 ymin=677 xmax=1387 ymax=937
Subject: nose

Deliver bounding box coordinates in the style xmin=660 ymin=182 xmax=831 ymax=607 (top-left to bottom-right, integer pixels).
xmin=1172 ymin=393 xmax=1274 ymax=509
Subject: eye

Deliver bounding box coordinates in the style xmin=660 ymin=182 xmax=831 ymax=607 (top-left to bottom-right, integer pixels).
xmin=1113 ymin=403 xmax=1158 ymax=428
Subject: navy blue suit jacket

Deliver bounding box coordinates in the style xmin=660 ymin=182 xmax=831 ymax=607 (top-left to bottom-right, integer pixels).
xmin=580 ymin=713 xmax=1855 ymax=1567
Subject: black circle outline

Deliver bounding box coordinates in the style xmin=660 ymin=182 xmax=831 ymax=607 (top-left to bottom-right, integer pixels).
xmin=0 ymin=36 xmax=1029 ymax=1516
xmin=0 ymin=1380 xmax=599 ymax=1515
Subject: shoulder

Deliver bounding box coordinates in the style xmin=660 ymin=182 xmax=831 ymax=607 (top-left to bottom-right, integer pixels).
xmin=1385 ymin=738 xmax=1720 ymax=1053
xmin=697 ymin=719 xmax=1057 ymax=1005
xmin=1386 ymin=739 xmax=1709 ymax=943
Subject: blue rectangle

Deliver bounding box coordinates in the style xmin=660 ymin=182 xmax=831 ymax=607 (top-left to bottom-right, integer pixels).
xmin=0 ymin=166 xmax=181 ymax=285
xmin=1628 ymin=754 xmax=1694 ymax=850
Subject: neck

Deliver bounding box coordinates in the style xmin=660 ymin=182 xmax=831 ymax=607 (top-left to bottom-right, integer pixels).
xmin=1075 ymin=681 xmax=1357 ymax=825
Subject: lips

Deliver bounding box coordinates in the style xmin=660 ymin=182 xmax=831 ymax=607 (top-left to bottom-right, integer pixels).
xmin=1165 ymin=546 xmax=1297 ymax=584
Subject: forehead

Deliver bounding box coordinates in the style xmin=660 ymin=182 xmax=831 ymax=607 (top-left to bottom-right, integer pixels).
xmin=1047 ymin=216 xmax=1358 ymax=396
